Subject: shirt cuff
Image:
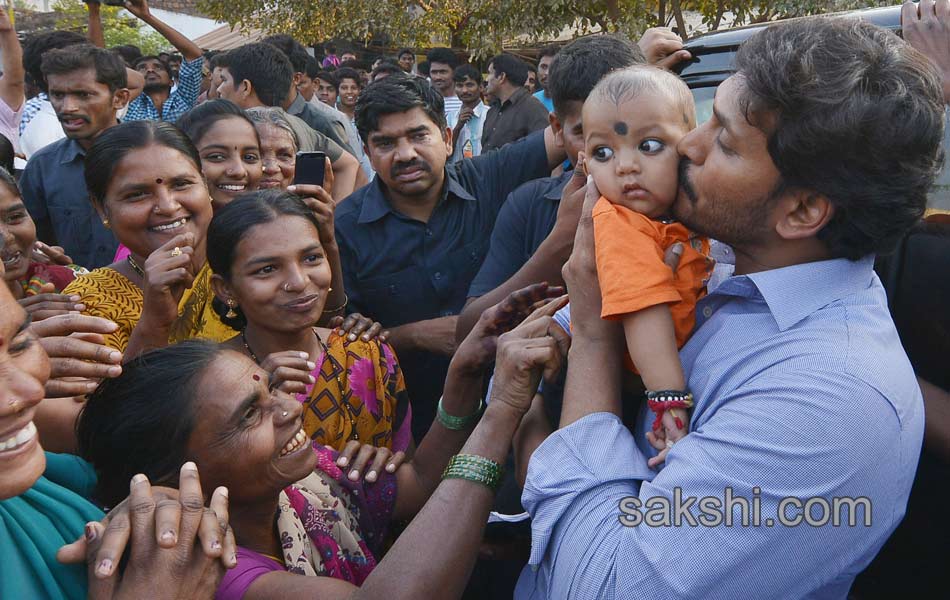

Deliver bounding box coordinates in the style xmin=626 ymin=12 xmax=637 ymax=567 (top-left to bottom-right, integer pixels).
xmin=522 ymin=412 xmax=653 ymax=565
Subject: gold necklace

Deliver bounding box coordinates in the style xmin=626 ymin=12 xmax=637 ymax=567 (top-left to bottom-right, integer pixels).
xmin=127 ymin=255 xmax=145 ymax=278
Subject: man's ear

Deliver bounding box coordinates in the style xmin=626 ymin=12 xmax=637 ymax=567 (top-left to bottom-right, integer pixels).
xmin=443 ymin=125 xmax=453 ymax=154
xmin=774 ymin=189 xmax=835 ymax=242
xmin=549 ymin=112 xmax=564 ymax=149
xmin=293 ymin=72 xmax=304 ymax=86
xmin=112 ymin=88 xmax=131 ymax=111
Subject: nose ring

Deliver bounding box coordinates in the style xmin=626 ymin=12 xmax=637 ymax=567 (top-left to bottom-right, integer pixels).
xmin=282 ymin=411 xmax=289 ymax=417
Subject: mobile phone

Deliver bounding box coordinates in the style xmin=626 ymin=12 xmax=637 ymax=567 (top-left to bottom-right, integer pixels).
xmin=103 ymin=0 xmax=127 ymax=5
xmin=292 ymin=151 xmax=327 ymax=187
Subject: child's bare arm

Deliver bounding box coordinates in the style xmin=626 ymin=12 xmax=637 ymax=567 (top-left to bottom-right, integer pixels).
xmin=622 ymin=303 xmax=685 ymax=392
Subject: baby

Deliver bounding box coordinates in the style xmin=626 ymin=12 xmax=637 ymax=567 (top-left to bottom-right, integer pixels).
xmin=582 ymin=66 xmax=711 ymax=467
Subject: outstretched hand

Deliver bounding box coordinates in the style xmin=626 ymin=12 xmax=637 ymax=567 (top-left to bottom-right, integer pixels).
xmin=903 ymin=0 xmax=950 ymax=103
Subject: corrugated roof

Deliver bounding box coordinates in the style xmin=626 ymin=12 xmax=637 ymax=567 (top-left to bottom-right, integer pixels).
xmin=193 ymin=23 xmax=265 ymax=50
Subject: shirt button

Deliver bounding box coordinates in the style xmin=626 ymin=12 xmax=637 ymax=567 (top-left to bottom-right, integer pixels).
xmin=433 ymin=272 xmax=442 ymax=280
xmin=425 ymin=228 xmax=433 ymax=237
xmin=702 ymin=306 xmax=713 ymax=318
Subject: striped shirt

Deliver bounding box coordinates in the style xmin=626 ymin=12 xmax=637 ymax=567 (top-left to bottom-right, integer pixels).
xmin=124 ymin=56 xmax=202 ymax=123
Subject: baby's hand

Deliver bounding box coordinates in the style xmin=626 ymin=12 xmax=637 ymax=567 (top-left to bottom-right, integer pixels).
xmin=646 ymin=408 xmax=690 ymax=468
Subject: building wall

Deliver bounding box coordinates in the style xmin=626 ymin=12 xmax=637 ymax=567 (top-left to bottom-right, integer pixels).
xmin=150 ymin=1 xmax=204 ymax=17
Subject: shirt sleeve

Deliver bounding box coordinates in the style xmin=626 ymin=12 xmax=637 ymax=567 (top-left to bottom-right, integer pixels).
xmin=172 ymin=56 xmax=203 ymax=113
xmin=309 ymin=129 xmax=344 ymax=162
xmin=468 ymin=129 xmax=549 ymax=215
xmin=520 ymin=370 xmax=912 ymax=599
xmin=592 ymin=200 xmax=681 ymax=319
xmin=217 ymin=548 xmax=284 ymax=600
xmin=467 ymin=187 xmax=531 ymax=298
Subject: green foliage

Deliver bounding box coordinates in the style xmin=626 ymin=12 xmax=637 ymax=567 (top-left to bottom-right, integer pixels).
xmin=196 ymin=0 xmax=893 ymax=56
xmin=53 ymin=0 xmax=168 ymax=53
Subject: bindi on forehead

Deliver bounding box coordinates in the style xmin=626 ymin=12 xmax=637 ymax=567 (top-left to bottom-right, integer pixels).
xmin=613 ymin=122 xmax=629 ymax=136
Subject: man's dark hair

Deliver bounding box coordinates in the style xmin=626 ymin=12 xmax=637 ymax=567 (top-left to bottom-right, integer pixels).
xmin=417 ymin=60 xmax=430 ymax=77
xmin=538 ymin=44 xmax=560 ymax=60
xmin=426 ymin=47 xmax=458 ymax=69
xmin=371 ymin=62 xmax=403 ymax=80
xmin=222 ymin=43 xmax=293 ymax=107
xmin=340 ymin=58 xmax=369 ymax=72
xmin=111 ymin=44 xmax=143 ymax=67
xmin=325 ymin=43 xmax=336 ymax=54
xmin=23 ymin=30 xmax=87 ymax=93
xmin=209 ymin=52 xmax=228 ymax=70
xmin=355 ymin=74 xmax=446 ymax=142
xmin=133 ymin=55 xmax=170 ymax=74
xmin=489 ymin=53 xmax=530 ymax=87
xmin=303 ymin=55 xmax=320 ymax=79
xmin=547 ymin=34 xmax=644 ymax=118
xmin=398 ymin=48 xmax=414 ymax=60
xmin=735 ymin=17 xmax=944 ymax=260
xmin=336 ymin=67 xmax=362 ymax=87
xmin=263 ymin=34 xmax=311 ymax=74
xmin=316 ymin=70 xmax=339 ymax=89
xmin=41 ymin=44 xmax=128 ymax=93
xmin=453 ymin=63 xmax=481 ymax=84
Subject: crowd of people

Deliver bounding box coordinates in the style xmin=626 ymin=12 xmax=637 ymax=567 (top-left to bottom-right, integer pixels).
xmin=1 ymin=0 xmax=948 ymax=598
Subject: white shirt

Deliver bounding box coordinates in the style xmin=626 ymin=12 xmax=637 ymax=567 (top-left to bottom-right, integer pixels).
xmin=308 ymin=96 xmax=374 ymax=180
xmin=19 ymin=99 xmax=64 ymax=162
xmin=446 ymin=102 xmax=489 ymax=163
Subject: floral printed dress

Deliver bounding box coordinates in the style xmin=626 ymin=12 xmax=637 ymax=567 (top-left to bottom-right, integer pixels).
xmin=298 ymin=331 xmax=413 ymax=452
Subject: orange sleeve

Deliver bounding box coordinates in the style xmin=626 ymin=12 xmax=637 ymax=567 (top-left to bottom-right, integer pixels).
xmin=592 ymin=198 xmax=681 ymax=320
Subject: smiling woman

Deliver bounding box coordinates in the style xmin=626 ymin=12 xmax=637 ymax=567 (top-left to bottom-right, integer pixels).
xmin=62 ymin=120 xmax=233 ymax=357
xmin=177 ymin=99 xmax=263 ymax=211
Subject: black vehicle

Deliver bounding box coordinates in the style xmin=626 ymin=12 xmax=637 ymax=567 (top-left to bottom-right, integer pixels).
xmin=673 ymin=4 xmax=950 ymax=211
xmin=673 ymin=6 xmax=950 ymax=598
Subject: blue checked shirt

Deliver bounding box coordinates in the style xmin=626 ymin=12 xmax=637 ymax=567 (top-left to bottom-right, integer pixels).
xmin=515 ymin=256 xmax=924 ymax=599
xmin=18 ymin=93 xmax=47 ymax=135
xmin=124 ymin=56 xmax=202 ymax=123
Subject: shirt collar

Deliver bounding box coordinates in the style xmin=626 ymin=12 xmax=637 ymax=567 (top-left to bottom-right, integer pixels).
xmin=502 ymin=87 xmax=530 ymax=107
xmin=59 ymin=138 xmax=86 ymax=164
xmin=544 ymin=171 xmax=575 ymax=201
xmin=287 ymin=92 xmax=306 ymax=115
xmin=717 ymin=255 xmax=876 ymax=331
xmin=357 ymin=168 xmax=477 ymax=224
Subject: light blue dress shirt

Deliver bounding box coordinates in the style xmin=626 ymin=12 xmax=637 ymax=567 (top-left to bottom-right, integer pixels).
xmin=515 ymin=256 xmax=924 ymax=599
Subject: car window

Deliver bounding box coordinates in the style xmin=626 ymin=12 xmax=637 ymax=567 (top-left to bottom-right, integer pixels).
xmin=689 ymin=86 xmax=717 ymax=126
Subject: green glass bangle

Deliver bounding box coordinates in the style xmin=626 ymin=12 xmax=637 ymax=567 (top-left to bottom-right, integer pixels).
xmin=441 ymin=454 xmax=504 ymax=490
xmin=437 ymin=396 xmax=484 ymax=430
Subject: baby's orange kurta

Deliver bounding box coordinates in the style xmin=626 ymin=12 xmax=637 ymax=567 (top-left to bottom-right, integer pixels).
xmin=592 ymin=196 xmax=712 ymax=354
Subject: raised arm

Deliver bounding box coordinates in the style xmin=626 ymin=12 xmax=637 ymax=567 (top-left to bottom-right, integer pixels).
xmin=86 ymin=0 xmax=105 ymax=48
xmin=0 ymin=4 xmax=24 ymax=112
xmin=124 ymin=0 xmax=202 ymax=61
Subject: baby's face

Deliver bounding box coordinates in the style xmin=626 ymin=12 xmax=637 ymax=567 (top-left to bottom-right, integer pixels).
xmin=583 ymin=90 xmax=693 ymax=218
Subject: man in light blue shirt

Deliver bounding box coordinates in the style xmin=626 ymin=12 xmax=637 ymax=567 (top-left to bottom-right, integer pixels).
xmin=532 ymin=45 xmax=558 ymax=113
xmin=516 ymin=17 xmax=942 ymax=599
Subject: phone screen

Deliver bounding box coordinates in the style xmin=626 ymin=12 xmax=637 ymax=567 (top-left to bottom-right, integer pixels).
xmin=292 ymin=152 xmax=327 ymax=187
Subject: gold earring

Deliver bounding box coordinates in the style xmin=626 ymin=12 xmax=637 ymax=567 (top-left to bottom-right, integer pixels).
xmin=328 ymin=287 xmax=333 ymax=293
xmin=102 ymin=218 xmax=110 ymax=228
xmin=225 ymin=299 xmax=237 ymax=319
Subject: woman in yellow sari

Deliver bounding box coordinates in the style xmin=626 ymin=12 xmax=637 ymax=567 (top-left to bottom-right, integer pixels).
xmin=63 ymin=121 xmax=236 ymax=356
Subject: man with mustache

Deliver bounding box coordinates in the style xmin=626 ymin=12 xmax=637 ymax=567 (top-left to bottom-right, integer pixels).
xmin=19 ymin=45 xmax=127 ymax=269
xmin=334 ymin=75 xmax=567 ymax=441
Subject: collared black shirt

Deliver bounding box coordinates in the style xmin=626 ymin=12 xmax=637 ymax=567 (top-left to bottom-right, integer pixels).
xmin=20 ymin=137 xmax=118 ymax=269
xmin=481 ymin=87 xmax=551 ymax=152
xmin=336 ymin=130 xmax=550 ymax=439
xmin=468 ymin=171 xmax=572 ymax=298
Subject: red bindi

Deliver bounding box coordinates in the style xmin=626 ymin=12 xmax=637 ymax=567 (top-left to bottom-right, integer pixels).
xmin=252 ymin=374 xmax=261 ymax=381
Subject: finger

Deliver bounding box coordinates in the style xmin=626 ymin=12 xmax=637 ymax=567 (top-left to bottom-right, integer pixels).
xmin=348 ymin=444 xmax=378 ymax=481
xmin=328 ymin=315 xmax=344 ymax=329
xmin=198 ymin=489 xmax=227 ymax=559
xmin=83 ymin=522 xmax=118 ymax=598
xmin=19 ymin=293 xmax=84 ymax=310
xmin=43 ymin=335 xmax=123 ymax=363
xmin=903 ymin=0 xmax=921 ymax=26
xmin=127 ymin=474 xmax=157 ymax=561
xmin=360 ymin=321 xmax=382 ymax=342
xmin=56 ymin=524 xmax=92 ymax=565
xmin=663 ymin=242 xmax=684 ymax=272
xmin=45 ymin=379 xmax=100 ymax=398
xmin=365 ymin=448 xmax=392 ymax=482
xmin=272 ymin=366 xmax=316 ymax=387
xmin=922 ymin=0 xmax=937 ymax=21
xmin=385 ymin=450 xmax=406 ymax=473
xmin=324 ymin=156 xmax=335 ymax=196
xmin=94 ymin=497 xmax=132 ymax=578
xmin=49 ymin=355 xmax=123 ymax=380
xmin=276 ymin=380 xmax=309 ymax=394
xmin=645 ymin=430 xmax=667 ymax=453
xmin=938 ymin=0 xmax=950 ymax=19
xmin=208 ymin=486 xmax=237 ymax=567
xmin=154 ymin=495 xmax=182 ymax=548
xmin=336 ymin=440 xmax=362 ymax=467
xmin=655 ymin=50 xmax=692 ymax=70
xmin=176 ymin=462 xmax=207 ymax=547
xmin=378 ymin=329 xmax=390 ymax=343
xmin=29 ymin=314 xmax=119 ymax=338
xmin=647 ymin=448 xmax=669 ymax=469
